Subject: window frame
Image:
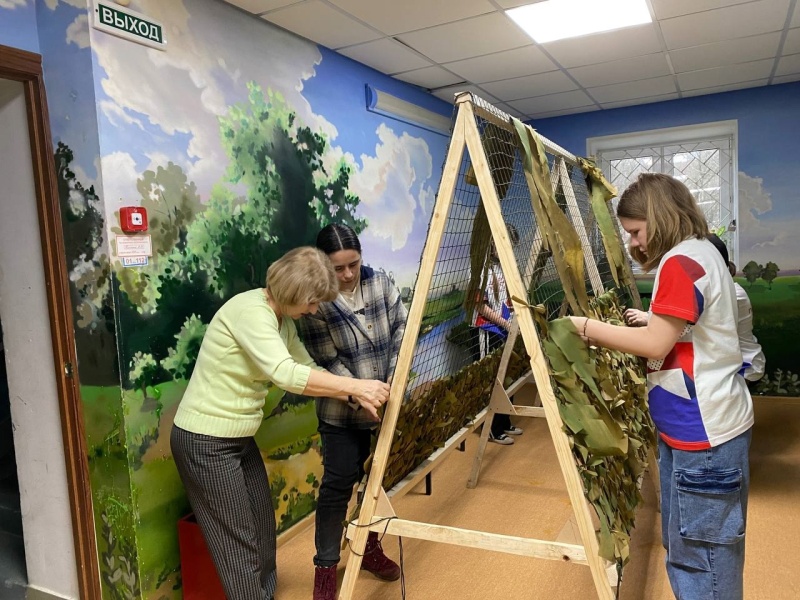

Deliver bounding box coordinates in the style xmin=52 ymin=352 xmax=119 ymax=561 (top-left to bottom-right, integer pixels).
xmin=587 ymin=120 xmax=740 ymax=265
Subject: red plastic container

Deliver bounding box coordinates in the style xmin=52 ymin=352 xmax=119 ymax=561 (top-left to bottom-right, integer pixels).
xmin=177 ymin=513 xmax=226 ymax=600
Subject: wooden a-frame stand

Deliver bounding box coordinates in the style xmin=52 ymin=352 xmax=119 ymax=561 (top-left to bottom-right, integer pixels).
xmin=339 ymin=95 xmax=652 ymax=600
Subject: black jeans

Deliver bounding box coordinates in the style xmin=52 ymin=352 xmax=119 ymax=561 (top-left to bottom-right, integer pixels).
xmin=314 ymin=420 xmax=373 ymax=567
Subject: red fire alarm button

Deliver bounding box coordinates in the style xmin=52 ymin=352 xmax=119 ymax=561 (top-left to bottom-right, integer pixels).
xmin=120 ymin=207 xmax=148 ymax=233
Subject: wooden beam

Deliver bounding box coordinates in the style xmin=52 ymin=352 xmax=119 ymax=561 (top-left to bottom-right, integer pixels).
xmin=338 ymin=101 xmax=471 ymax=600
xmin=465 ymin=109 xmax=615 ymax=600
xmin=347 ymin=519 xmax=589 ymax=565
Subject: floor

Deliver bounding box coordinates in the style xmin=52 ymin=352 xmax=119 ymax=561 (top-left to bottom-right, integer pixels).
xmin=275 ymin=396 xmax=800 ymax=599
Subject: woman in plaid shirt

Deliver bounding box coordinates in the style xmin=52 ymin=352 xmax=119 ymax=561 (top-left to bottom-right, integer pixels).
xmin=298 ymin=224 xmax=407 ymax=600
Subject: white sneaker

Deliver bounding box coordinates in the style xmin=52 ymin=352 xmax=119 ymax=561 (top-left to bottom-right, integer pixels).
xmin=489 ymin=433 xmax=514 ymax=445
xmin=504 ymin=426 xmax=523 ymax=436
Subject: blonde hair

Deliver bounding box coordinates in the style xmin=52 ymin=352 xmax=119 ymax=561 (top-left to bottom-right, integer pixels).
xmin=617 ymin=173 xmax=709 ymax=271
xmin=266 ymin=247 xmax=338 ymax=309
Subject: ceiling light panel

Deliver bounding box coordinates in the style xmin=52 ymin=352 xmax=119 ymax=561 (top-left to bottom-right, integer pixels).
xmin=507 ymin=0 xmax=652 ymax=44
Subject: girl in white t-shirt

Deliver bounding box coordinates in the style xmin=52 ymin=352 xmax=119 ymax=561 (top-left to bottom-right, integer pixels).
xmin=570 ymin=173 xmax=752 ymax=600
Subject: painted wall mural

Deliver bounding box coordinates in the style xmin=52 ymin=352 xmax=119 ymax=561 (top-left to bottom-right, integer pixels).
xmin=2 ymin=0 xmax=449 ymax=598
xmin=0 ymin=0 xmax=39 ymax=53
xmin=535 ymin=82 xmax=800 ymax=398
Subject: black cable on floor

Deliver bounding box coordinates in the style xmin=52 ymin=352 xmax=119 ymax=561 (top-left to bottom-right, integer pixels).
xmin=346 ymin=516 xmax=407 ymax=598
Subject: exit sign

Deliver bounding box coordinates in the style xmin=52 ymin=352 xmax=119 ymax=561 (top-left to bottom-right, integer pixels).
xmin=92 ymin=1 xmax=166 ymax=51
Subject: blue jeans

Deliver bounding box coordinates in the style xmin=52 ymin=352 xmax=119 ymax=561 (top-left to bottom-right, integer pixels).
xmin=658 ymin=428 xmax=751 ymax=600
xmin=314 ymin=420 xmax=373 ymax=566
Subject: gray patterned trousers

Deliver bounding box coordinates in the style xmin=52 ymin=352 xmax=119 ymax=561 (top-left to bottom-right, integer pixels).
xmin=171 ymin=426 xmax=277 ymax=600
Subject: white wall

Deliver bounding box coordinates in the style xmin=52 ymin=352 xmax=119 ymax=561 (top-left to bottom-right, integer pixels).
xmin=0 ymin=79 xmax=79 ymax=599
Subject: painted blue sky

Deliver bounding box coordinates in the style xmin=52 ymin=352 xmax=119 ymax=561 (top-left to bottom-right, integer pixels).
xmin=0 ymin=1 xmax=39 ymax=54
xmin=26 ymin=0 xmax=453 ymax=289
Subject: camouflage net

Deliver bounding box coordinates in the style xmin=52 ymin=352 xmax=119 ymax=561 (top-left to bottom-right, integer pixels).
xmin=536 ymin=289 xmax=656 ymax=564
xmin=379 ymin=342 xmax=529 ymax=491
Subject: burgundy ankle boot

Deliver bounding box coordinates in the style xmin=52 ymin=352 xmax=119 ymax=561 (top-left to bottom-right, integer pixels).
xmin=313 ymin=564 xmax=337 ymax=600
xmin=360 ymin=531 xmax=401 ymax=581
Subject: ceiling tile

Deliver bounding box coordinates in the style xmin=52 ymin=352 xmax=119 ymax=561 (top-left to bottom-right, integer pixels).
xmin=600 ymin=92 xmax=680 ymax=110
xmin=650 ymin=0 xmax=754 ymax=20
xmin=328 ymin=0 xmax=495 ymax=35
xmin=339 ymin=39 xmax=432 ymax=74
xmin=772 ymin=73 xmax=800 ymax=84
xmin=660 ymin=0 xmax=791 ymax=50
xmin=496 ymin=102 xmax=527 ymax=120
xmin=568 ymin=53 xmax=670 ymax=88
xmin=493 ymin=0 xmax=540 ymax=7
xmin=776 ymin=53 xmax=800 ymax=76
xmin=677 ymin=59 xmax=774 ymax=90
xmin=263 ymin=0 xmax=380 ymax=49
xmin=508 ymin=90 xmax=595 ymax=115
xmin=793 ymin=5 xmax=800 ymax=27
xmin=225 ymin=0 xmax=302 ymax=14
xmin=481 ymin=70 xmax=577 ymax=101
xmin=396 ymin=13 xmax=532 ymax=63
xmin=528 ymin=105 xmax=600 ymax=120
xmin=587 ymin=75 xmax=677 ymax=104
xmin=543 ymin=24 xmax=662 ymax=68
xmin=443 ymin=45 xmax=558 ymax=83
xmin=682 ymin=79 xmax=769 ymax=97
xmin=669 ymin=32 xmax=782 ymax=73
xmin=784 ymin=28 xmax=800 ymax=56
xmin=393 ymin=66 xmax=464 ymax=89
xmin=432 ymin=84 xmax=499 ymax=105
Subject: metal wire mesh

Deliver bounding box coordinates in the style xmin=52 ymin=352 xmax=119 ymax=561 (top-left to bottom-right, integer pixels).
xmin=407 ymin=95 xmax=629 ymax=393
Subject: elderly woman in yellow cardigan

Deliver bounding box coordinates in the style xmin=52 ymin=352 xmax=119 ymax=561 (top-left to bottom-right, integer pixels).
xmin=171 ymin=246 xmax=390 ymax=600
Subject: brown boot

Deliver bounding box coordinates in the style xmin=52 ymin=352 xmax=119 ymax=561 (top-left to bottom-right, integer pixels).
xmin=313 ymin=564 xmax=337 ymax=600
xmin=361 ymin=531 xmax=401 ymax=581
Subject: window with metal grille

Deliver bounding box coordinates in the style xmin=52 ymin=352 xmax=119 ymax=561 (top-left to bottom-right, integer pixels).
xmin=587 ymin=121 xmax=739 ymax=271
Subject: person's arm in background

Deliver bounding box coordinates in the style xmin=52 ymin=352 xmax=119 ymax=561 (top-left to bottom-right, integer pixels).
xmin=235 ymin=307 xmax=388 ymax=421
xmin=623 ymin=308 xmax=651 ymax=327
xmin=478 ymin=304 xmax=511 ymax=331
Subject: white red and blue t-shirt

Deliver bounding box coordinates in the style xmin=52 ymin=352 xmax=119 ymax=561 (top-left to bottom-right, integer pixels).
xmin=647 ymin=237 xmax=754 ymax=450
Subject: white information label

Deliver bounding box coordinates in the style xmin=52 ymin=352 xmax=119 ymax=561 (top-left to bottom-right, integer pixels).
xmin=116 ymin=234 xmax=153 ymax=258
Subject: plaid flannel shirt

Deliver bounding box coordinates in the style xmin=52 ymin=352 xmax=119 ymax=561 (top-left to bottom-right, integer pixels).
xmin=298 ymin=266 xmax=407 ymax=429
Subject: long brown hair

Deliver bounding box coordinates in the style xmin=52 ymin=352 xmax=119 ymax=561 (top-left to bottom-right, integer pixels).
xmin=617 ymin=173 xmax=709 ymax=271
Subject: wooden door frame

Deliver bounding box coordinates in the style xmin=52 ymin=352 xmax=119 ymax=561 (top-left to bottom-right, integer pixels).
xmin=0 ymin=43 xmax=101 ymax=600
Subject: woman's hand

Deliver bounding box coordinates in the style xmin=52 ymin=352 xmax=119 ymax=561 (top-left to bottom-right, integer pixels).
xmin=623 ymin=308 xmax=649 ymax=327
xmin=352 ymin=379 xmax=391 ymax=422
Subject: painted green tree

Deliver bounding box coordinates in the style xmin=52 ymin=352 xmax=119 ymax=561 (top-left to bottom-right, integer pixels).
xmin=117 ymin=83 xmax=368 ymax=387
xmin=761 ymin=261 xmax=780 ymax=290
xmin=742 ymin=260 xmax=763 ymax=288
xmin=185 ymin=82 xmax=366 ymax=296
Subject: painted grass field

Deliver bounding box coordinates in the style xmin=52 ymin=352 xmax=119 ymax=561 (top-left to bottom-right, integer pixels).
xmin=81 ymin=379 xmax=325 ymax=599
